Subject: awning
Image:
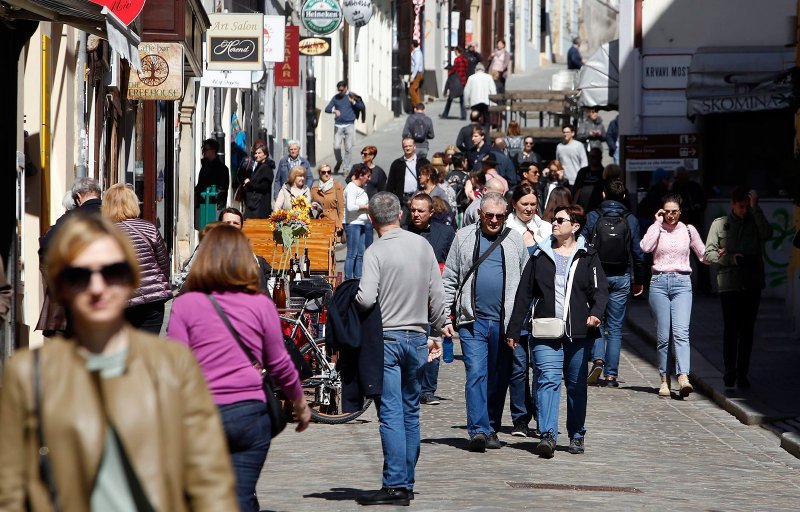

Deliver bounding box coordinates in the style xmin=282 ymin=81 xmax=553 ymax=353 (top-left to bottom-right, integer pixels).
xmin=0 ymin=0 xmax=141 ymax=72
xmin=686 ymin=46 xmax=796 ymax=116
xmin=577 ymin=39 xmax=619 ymax=110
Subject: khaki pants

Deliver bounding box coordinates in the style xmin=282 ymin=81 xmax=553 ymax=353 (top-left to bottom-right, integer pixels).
xmin=409 ymin=73 xmax=423 ymax=107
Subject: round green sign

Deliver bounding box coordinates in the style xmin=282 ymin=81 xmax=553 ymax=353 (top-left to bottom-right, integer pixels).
xmin=301 ymin=0 xmax=343 ymax=36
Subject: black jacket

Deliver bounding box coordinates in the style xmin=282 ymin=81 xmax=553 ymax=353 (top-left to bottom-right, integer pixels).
xmin=39 ymin=198 xmax=102 ymax=260
xmin=408 ymin=222 xmax=455 ymax=264
xmin=507 ymin=239 xmax=609 ymax=341
xmin=195 ymin=158 xmax=230 ymax=210
xmin=242 ymin=160 xmax=275 ymax=219
xmin=326 ymin=280 xmax=384 ymax=407
xmin=386 ymin=156 xmax=430 ymax=202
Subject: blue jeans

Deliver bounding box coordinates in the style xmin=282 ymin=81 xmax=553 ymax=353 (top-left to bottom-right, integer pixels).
xmin=532 ymin=337 xmax=591 ymax=442
xmin=374 ymin=330 xmax=428 ymax=490
xmin=649 ymin=272 xmax=693 ymax=376
xmin=218 ymin=400 xmax=271 ymax=512
xmin=459 ymin=318 xmax=513 ymax=437
xmin=442 ymin=95 xmax=466 ymax=119
xmin=420 ymin=357 xmax=439 ymax=398
xmin=592 ymin=274 xmax=631 ymax=377
xmin=364 ymin=221 xmax=374 ymax=250
xmin=344 ymin=223 xmax=367 ymax=279
xmin=509 ymin=335 xmax=535 ymax=426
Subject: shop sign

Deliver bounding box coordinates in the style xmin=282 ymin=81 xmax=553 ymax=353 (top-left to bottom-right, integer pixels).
xmin=200 ymin=70 xmax=253 ymax=89
xmin=275 ymin=26 xmax=300 ymax=87
xmin=301 ymin=0 xmax=343 ymax=36
xmin=90 ymin=0 xmax=145 ymax=26
xmin=688 ymin=93 xmax=791 ymax=115
xmin=264 ymin=15 xmax=286 ymax=63
xmin=342 ymin=0 xmax=373 ymax=27
xmin=642 ymin=54 xmax=692 ymax=90
xmin=299 ymin=37 xmax=331 ymax=56
xmin=127 ymin=43 xmax=184 ymax=100
xmin=207 ymin=13 xmax=264 ymax=71
xmin=623 ymin=134 xmax=700 ymax=173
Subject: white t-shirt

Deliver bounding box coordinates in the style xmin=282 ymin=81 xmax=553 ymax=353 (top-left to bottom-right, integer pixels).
xmin=403 ymin=156 xmax=418 ymax=194
xmin=344 ymin=181 xmax=369 ymax=224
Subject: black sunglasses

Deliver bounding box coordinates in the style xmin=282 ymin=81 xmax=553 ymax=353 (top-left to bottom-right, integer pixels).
xmin=58 ymin=262 xmax=133 ymax=293
xmin=552 ymin=217 xmax=572 ymax=225
xmin=482 ymin=212 xmax=506 ymax=220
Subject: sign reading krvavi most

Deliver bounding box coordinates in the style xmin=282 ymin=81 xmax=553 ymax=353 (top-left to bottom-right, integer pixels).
xmin=302 ymin=0 xmax=343 ymax=36
xmin=207 ymin=13 xmax=264 ymax=71
xmin=128 ymin=43 xmax=184 ymax=100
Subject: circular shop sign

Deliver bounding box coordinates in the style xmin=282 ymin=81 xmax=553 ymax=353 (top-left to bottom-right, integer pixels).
xmin=342 ymin=0 xmax=373 ymax=27
xmin=302 ymin=0 xmax=343 ymax=36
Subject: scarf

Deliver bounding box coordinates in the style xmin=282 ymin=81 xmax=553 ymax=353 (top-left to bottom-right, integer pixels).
xmin=319 ymin=179 xmax=334 ymax=194
xmin=507 ymin=213 xmax=550 ymax=245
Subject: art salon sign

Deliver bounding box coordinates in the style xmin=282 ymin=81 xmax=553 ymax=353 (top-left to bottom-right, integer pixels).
xmin=207 ymin=13 xmax=264 ymax=71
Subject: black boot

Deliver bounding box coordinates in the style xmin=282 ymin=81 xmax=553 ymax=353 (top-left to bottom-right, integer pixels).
xmin=357 ymin=487 xmax=410 ymax=506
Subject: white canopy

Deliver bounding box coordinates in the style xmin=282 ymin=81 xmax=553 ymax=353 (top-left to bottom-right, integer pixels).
xmin=577 ymin=39 xmax=619 ymax=109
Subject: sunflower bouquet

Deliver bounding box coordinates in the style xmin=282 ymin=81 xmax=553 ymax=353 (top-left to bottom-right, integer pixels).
xmin=269 ymin=195 xmax=312 ymax=276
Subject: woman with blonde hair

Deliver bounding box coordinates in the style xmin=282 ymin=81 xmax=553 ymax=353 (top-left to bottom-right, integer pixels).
xmin=102 ymin=183 xmax=171 ymax=333
xmin=274 ymin=166 xmax=312 ymax=211
xmin=311 ymin=163 xmax=345 ymax=236
xmin=168 ymin=225 xmax=310 ymax=511
xmin=0 ymin=214 xmax=237 ymax=510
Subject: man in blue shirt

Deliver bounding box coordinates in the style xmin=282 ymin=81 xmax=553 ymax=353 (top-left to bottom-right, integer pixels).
xmin=409 ymin=40 xmax=424 ymax=110
xmin=442 ymin=192 xmax=528 ymax=452
xmin=568 ymin=37 xmax=583 ymax=70
xmin=325 ymin=80 xmax=365 ymax=174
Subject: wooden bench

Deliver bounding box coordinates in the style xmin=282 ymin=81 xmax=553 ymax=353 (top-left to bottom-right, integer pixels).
xmin=243 ymin=219 xmax=336 ymax=276
xmin=488 ymin=90 xmax=577 ymax=133
xmin=489 ymin=126 xmax=564 ymax=141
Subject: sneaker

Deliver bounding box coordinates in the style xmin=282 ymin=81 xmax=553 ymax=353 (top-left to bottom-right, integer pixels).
xmin=468 ymin=433 xmax=488 ymax=452
xmin=602 ymin=377 xmax=620 ymax=388
xmin=535 ymin=432 xmax=556 ymax=459
xmin=420 ymin=394 xmax=440 ymax=405
xmin=530 ymin=427 xmax=541 ymax=438
xmin=511 ymin=422 xmax=529 ymax=437
xmin=568 ymin=437 xmax=585 ymax=454
xmin=487 ymin=433 xmax=502 ymax=449
xmin=356 ymin=487 xmax=410 ymax=506
xmin=588 ymin=361 xmax=604 ymax=385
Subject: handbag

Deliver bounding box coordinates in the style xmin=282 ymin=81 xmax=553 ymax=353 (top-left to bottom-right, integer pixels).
xmin=531 ymin=259 xmax=579 ymax=339
xmin=450 ymin=227 xmax=511 ymax=321
xmin=206 ymin=295 xmax=287 ymax=438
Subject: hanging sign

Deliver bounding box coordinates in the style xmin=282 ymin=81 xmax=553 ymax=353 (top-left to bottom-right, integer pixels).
xmin=301 ymin=0 xmax=343 ymax=36
xmin=299 ymin=37 xmax=332 ymax=56
xmin=127 ymin=43 xmax=184 ymax=100
xmin=264 ymin=15 xmax=286 ymax=63
xmin=207 ymin=13 xmax=264 ymax=71
xmin=275 ymin=26 xmax=300 ymax=87
xmin=90 ymin=0 xmax=145 ymax=26
xmin=342 ymin=0 xmax=373 ymax=27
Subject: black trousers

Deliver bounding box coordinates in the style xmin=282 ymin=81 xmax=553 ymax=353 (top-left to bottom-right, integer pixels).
xmin=471 ymin=104 xmax=490 ymax=135
xmin=125 ymin=300 xmax=167 ymax=335
xmin=719 ymin=290 xmax=761 ymax=379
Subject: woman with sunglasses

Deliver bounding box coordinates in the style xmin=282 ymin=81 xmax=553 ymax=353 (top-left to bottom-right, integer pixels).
xmin=343 ymin=165 xmax=372 ymax=279
xmin=541 ymin=160 xmax=570 ymax=209
xmin=507 ymin=204 xmax=608 ymax=459
xmin=347 ymin=146 xmax=385 ymax=248
xmin=0 ymin=214 xmax=237 ymax=510
xmin=311 ymin=163 xmax=345 ymax=238
xmin=102 ymin=184 xmax=172 ymax=334
xmin=640 ymin=194 xmax=708 ymax=398
xmin=168 ymin=225 xmax=310 ymax=512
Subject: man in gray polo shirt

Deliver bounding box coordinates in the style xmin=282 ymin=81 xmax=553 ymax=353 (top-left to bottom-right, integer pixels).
xmin=355 ymin=192 xmax=447 ymax=506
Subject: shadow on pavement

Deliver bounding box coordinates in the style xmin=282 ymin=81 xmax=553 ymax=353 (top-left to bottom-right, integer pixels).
xmin=420 ymin=436 xmax=471 ymax=451
xmin=302 ymin=487 xmax=367 ymax=501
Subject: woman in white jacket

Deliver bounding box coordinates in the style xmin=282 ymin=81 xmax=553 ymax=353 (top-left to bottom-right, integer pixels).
xmin=506 ymin=183 xmax=552 ymax=248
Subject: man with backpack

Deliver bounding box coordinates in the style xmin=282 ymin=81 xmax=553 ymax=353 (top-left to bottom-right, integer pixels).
xmin=580 ymin=179 xmax=646 ymax=387
xmin=402 ymin=103 xmax=435 ymax=158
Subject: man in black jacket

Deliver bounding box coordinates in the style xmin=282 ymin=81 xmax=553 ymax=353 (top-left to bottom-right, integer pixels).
xmin=455 ymin=110 xmax=482 ymax=153
xmin=195 ymin=138 xmax=230 ymax=223
xmin=406 ymin=193 xmax=455 ymax=406
xmin=386 ymin=138 xmax=430 ymax=226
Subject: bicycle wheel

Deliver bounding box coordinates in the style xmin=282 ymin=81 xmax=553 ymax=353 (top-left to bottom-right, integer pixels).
xmin=298 ymin=339 xmax=372 ymax=424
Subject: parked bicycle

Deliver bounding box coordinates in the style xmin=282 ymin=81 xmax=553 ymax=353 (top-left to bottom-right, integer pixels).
xmin=280 ymin=279 xmax=372 ymax=424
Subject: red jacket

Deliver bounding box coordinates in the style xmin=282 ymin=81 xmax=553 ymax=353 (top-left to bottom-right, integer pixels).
xmin=450 ymin=55 xmax=468 ymax=86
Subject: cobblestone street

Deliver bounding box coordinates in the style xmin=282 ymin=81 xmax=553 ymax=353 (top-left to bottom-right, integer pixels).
xmin=257 ymin=325 xmax=800 ymax=511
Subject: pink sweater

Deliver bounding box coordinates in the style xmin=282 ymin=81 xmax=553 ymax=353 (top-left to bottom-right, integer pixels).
xmin=167 ymin=291 xmax=303 ymax=405
xmin=640 ymin=221 xmax=707 ymax=273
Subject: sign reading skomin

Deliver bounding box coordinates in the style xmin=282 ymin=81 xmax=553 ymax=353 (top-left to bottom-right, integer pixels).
xmin=207 ymin=13 xmax=264 ymax=71
xmin=128 ymin=43 xmax=184 ymax=100
xmin=302 ymin=0 xmax=343 ymax=36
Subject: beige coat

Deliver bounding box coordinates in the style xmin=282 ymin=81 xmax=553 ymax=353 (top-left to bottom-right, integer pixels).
xmin=0 ymin=328 xmax=237 ymax=512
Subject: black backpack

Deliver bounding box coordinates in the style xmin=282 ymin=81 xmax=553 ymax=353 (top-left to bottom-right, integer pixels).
xmin=590 ymin=209 xmax=631 ymax=271
xmin=411 ymin=116 xmax=428 ymax=143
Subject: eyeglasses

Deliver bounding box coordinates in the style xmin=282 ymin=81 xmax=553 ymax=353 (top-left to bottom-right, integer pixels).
xmin=482 ymin=212 xmax=506 ymax=221
xmin=552 ymin=217 xmax=572 ymax=225
xmin=664 ymin=209 xmax=680 ymax=215
xmin=58 ymin=262 xmax=133 ymax=293
xmin=524 ymin=141 xmax=534 ymax=145
xmin=529 ymin=170 xmax=540 ymax=175
xmin=361 ymin=152 xmax=373 ymax=157
xmin=319 ymin=170 xmax=332 ymax=175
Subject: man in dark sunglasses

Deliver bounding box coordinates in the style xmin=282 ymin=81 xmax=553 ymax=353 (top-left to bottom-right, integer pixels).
xmin=441 ymin=192 xmax=528 ymax=453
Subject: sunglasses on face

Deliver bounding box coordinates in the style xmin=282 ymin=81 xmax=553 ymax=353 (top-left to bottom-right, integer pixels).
xmin=361 ymin=152 xmax=373 ymax=156
xmin=552 ymin=217 xmax=572 ymax=225
xmin=58 ymin=261 xmax=133 ymax=293
xmin=320 ymin=169 xmax=332 ymax=175
xmin=482 ymin=212 xmax=506 ymax=221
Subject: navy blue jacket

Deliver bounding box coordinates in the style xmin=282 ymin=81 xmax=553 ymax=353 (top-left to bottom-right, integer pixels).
xmin=579 ymin=200 xmax=647 ymax=284
xmin=408 ymin=222 xmax=456 ymax=264
xmin=491 ymin=149 xmax=518 ymax=188
xmin=324 ymin=93 xmax=365 ymax=124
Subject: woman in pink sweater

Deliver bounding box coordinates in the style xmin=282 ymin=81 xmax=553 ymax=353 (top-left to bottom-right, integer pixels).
xmin=167 ymin=225 xmax=310 ymax=512
xmin=640 ymin=193 xmax=709 ymax=398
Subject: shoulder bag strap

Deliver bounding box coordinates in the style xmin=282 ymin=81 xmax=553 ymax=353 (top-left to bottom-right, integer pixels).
xmin=206 ymin=295 xmax=265 ymax=376
xmin=562 ymin=259 xmax=580 ymax=322
xmin=33 ymin=349 xmax=61 ymax=512
xmin=452 ymin=227 xmax=511 ymax=313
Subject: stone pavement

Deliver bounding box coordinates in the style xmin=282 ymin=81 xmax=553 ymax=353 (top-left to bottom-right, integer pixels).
xmin=626 ymin=294 xmax=800 ymax=458
xmin=257 ymin=325 xmax=800 ymax=511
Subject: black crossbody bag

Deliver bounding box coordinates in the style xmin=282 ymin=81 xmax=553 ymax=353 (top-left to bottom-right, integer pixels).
xmin=206 ymin=295 xmax=287 ymax=438
xmin=450 ymin=227 xmax=511 ymax=321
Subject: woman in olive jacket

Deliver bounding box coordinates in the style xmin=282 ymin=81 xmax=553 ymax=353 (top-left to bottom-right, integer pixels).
xmin=507 ymin=204 xmax=608 ymax=459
